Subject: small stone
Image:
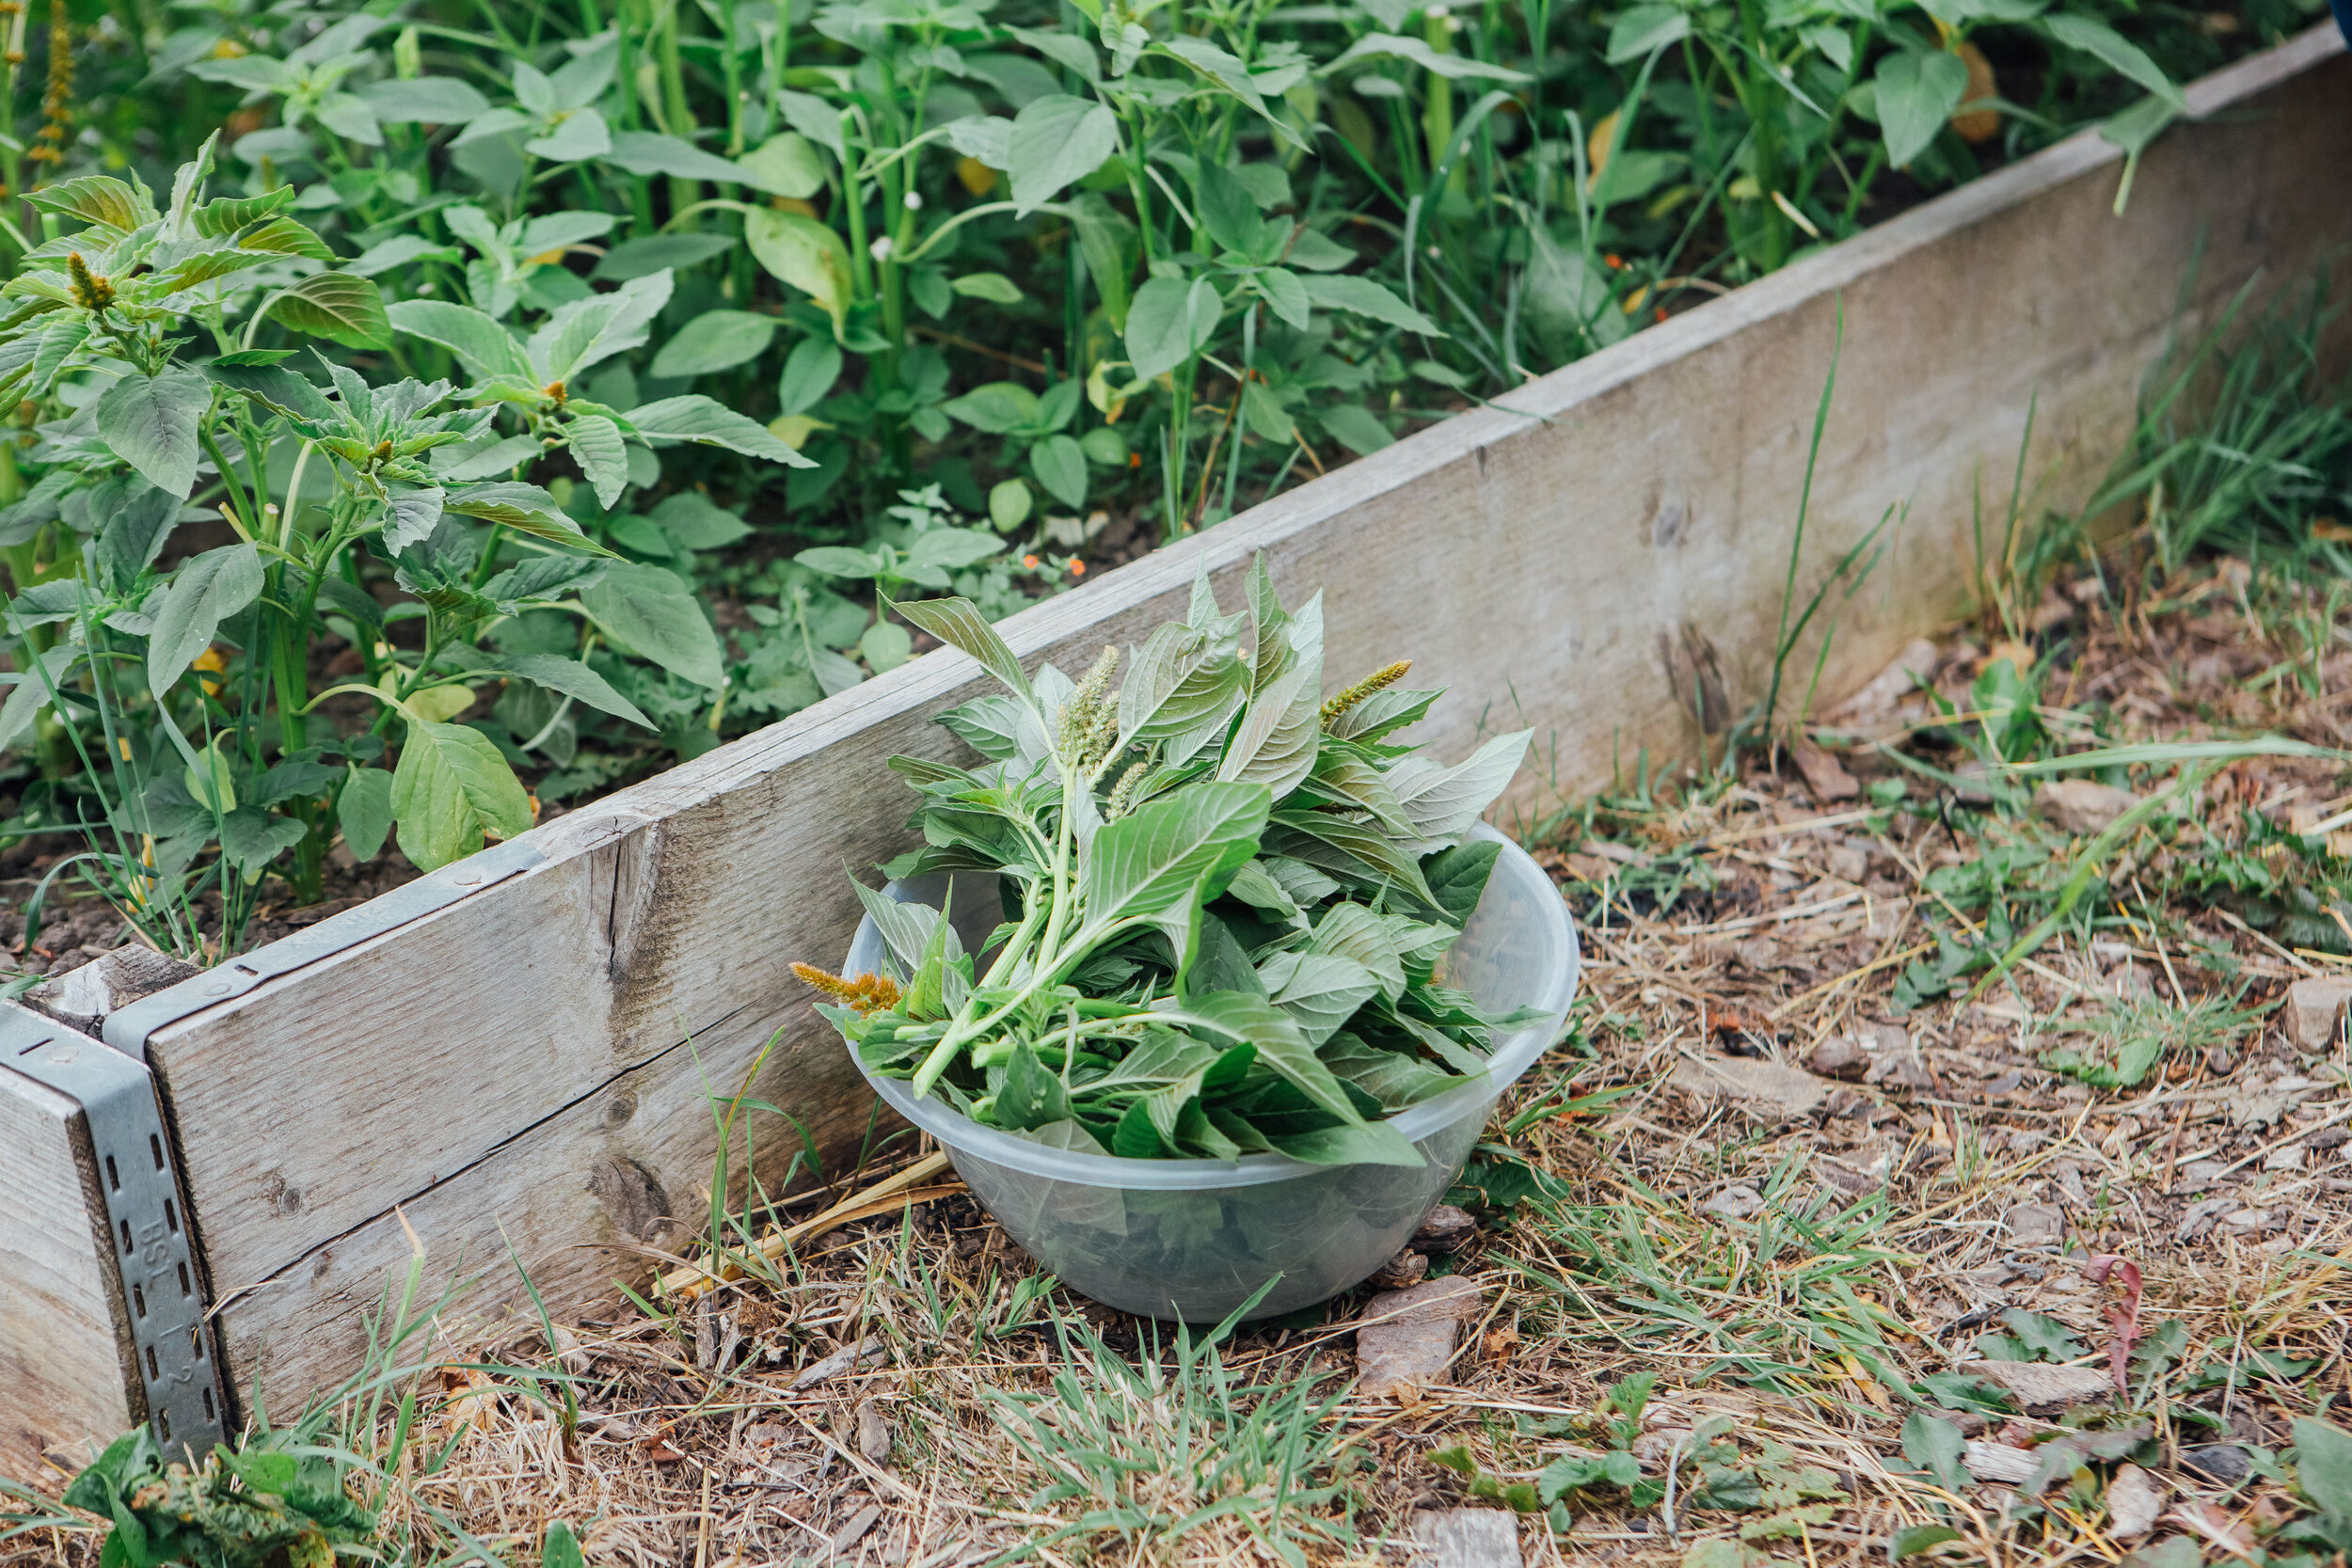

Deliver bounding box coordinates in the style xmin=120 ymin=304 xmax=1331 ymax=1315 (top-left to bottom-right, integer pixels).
xmin=1671 ymin=1055 xmax=1833 ymax=1120
xmin=2034 ymin=780 xmax=2140 ymax=834
xmin=1409 ymin=1508 xmax=1522 ymax=1568
xmin=1791 ymin=742 xmax=1860 ymax=802
xmin=1805 ymin=1035 xmax=1871 ymax=1080
xmin=2282 ymin=977 xmax=2352 ymax=1050
xmin=1965 ymin=1359 xmax=2115 ymax=1410
xmin=1865 ymin=1052 xmax=1936 ymax=1093
xmin=1357 ymin=1276 xmax=1482 ymax=1399
xmin=2180 ymin=1445 xmax=2250 ymax=1485
xmin=1826 ymin=637 xmax=1941 ymax=727
xmin=856 ymin=1401 xmax=891 ymax=1465
xmin=1370 ymin=1249 xmax=1432 ymax=1290
xmin=1413 ymin=1206 xmax=1478 ymax=1255
xmin=2005 ymin=1203 xmax=2065 ymax=1247
xmin=2106 ymin=1464 xmax=2166 ymax=1542
xmin=1699 ymin=1185 xmax=1766 ymax=1222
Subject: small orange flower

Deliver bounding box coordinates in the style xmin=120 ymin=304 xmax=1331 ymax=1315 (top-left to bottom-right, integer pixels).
xmin=1655 ymin=306 xmax=1670 ymax=324
xmin=1127 ymin=452 xmax=1141 ymax=467
xmin=1023 ymin=554 xmax=1039 ymax=568
xmin=1604 ymin=253 xmax=1625 ymax=269
xmin=1068 ymin=558 xmax=1085 ymax=576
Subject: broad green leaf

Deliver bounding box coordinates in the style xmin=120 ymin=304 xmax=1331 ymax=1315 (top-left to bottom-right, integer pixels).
xmin=2293 ymin=1417 xmax=2352 ymax=1517
xmin=1874 ymin=51 xmax=1970 ymax=166
xmin=1422 ymin=839 xmax=1501 ymax=925
xmin=391 ymin=717 xmax=535 ymax=870
xmin=1602 ymin=6 xmax=1690 ymax=61
xmin=1901 ymin=1413 xmax=1969 ymax=1494
xmin=1265 ymin=1119 xmax=1423 ymax=1166
xmin=1258 ymin=952 xmax=1380 ymax=1046
xmin=591 ymin=232 xmax=737 ymax=281
xmin=568 ymin=414 xmax=629 ymax=508
xmin=338 ymin=765 xmax=394 ymax=862
xmin=1317 ymin=404 xmax=1393 ymax=455
xmin=1299 ymin=274 xmax=1441 ymax=335
xmin=543 ymin=1521 xmax=586 ymax=1568
xmin=1890 ymin=1526 xmax=1963 ymax=1560
xmin=24 ymin=174 xmax=150 ymax=229
xmin=628 ymin=393 xmax=815 ymax=467
xmin=0 ymin=645 xmax=77 ymax=754
xmin=529 ymin=271 xmax=673 ymax=384
xmin=1389 ymin=729 xmax=1532 ymax=845
xmin=1323 ymin=1031 xmax=1461 ymax=1109
xmin=1125 ymin=276 xmax=1222 ymax=381
xmin=269 ymin=272 xmax=392 ymax=349
xmin=384 ymin=485 xmax=447 ymax=552
xmin=1029 ymin=434 xmax=1088 ymax=507
xmin=1268 ymin=808 xmax=1437 ymax=904
xmin=580 ymin=562 xmax=724 ymax=689
xmin=220 ymin=808 xmax=308 ymax=875
xmin=1007 ymin=94 xmax=1118 ymax=215
xmin=940 ymin=381 xmax=1039 ymax=435
xmin=445 ymin=481 xmax=612 ymax=553
xmin=1215 ymin=656 xmax=1321 ymax=800
xmin=147 ymin=543 xmax=262 ymax=697
xmin=602 ymin=129 xmax=763 ymax=186
xmin=649 ymin=491 xmax=751 ymax=549
xmin=527 ymin=105 xmax=612 ymax=162
xmin=746 ymin=208 xmax=854 ymax=336
xmin=95 ymin=368 xmax=211 ymax=499
xmin=386 ymin=299 xmax=534 ymax=381
xmin=777 ymin=335 xmax=842 ymax=415
xmin=358 ymin=75 xmax=492 ymax=123
xmin=1308 ymin=902 xmax=1408 ymax=1000
xmin=797 ymin=546 xmax=879 ymax=578
xmin=897 ymin=596 xmax=1034 ymax=705
xmin=2041 ymin=15 xmax=2184 ymax=108
xmin=1116 ymin=620 xmax=1246 ymax=758
xmin=1073 ymin=780 xmax=1270 ymax=946
xmin=650 ymin=309 xmax=780 ymax=378
xmin=1326 ymin=31 xmax=1534 ymax=79
xmin=1156 ymin=990 xmax=1364 ymax=1127
xmin=738 ymin=132 xmax=827 ymax=198
xmin=951 ymin=272 xmax=1023 ymax=303
xmin=499 ymin=653 xmax=656 ymax=729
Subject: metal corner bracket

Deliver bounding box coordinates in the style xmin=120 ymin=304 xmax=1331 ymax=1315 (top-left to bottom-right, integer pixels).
xmin=2 ymin=1006 xmax=227 ymax=1459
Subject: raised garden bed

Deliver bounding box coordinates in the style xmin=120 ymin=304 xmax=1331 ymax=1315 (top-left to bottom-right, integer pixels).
xmin=3 ymin=24 xmax=2347 ymax=1483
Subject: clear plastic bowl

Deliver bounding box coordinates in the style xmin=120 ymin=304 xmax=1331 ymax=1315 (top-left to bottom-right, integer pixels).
xmin=840 ymin=824 xmax=1580 ymax=1322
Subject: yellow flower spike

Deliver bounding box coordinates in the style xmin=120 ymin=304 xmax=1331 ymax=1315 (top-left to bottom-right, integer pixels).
xmin=1320 ymin=659 xmax=1412 ymax=729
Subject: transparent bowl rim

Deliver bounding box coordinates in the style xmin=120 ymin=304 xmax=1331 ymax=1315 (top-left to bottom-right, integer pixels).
xmin=841 ymin=823 xmax=1580 ymax=1192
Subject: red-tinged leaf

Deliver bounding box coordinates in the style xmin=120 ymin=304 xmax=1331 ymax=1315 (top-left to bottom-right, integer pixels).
xmin=2084 ymin=1253 xmax=2144 ymax=1394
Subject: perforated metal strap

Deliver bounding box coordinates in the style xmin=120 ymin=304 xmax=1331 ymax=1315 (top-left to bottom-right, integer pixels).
xmin=104 ymin=838 xmax=546 ymax=1058
xmin=2 ymin=1006 xmax=226 ymax=1459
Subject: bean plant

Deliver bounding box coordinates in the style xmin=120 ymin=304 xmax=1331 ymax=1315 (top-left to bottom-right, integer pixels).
xmin=0 ymin=0 xmax=2287 ymax=955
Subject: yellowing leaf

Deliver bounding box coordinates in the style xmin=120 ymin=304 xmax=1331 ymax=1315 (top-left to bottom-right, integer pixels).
xmin=746 ymin=208 xmax=853 ymax=337
xmin=407 ymin=683 xmax=478 ymax=723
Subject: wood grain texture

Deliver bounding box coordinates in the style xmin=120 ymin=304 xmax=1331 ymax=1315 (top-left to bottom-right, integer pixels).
xmin=0 ymin=1065 xmax=136 ymax=1483
xmin=132 ymin=32 xmax=2349 ymax=1412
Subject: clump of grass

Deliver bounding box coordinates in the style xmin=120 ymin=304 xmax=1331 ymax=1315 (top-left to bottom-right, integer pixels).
xmin=2039 ymin=990 xmax=2266 ymax=1086
xmin=980 ymin=1307 xmax=1364 ymax=1565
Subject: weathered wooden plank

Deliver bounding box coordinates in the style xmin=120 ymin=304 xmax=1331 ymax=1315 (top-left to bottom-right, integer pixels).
xmin=124 ymin=30 xmax=2352 ymax=1416
xmin=0 ymin=1064 xmax=136 ymax=1483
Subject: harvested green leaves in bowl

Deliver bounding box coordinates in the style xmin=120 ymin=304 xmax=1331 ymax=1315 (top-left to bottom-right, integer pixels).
xmin=793 ymin=556 xmax=1540 ymax=1165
